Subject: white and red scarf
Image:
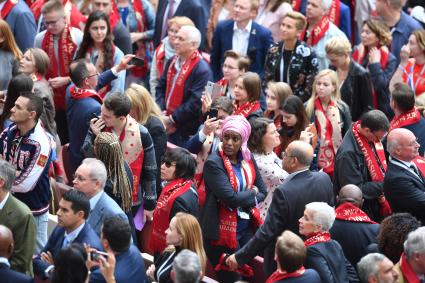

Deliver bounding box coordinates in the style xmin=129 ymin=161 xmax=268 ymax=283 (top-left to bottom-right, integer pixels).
xmin=150 ymin=178 xmax=192 ymax=252
xmin=335 ymin=202 xmax=377 ymax=224
xmin=211 ymin=143 xmax=262 ymax=249
xmin=390 ymin=107 xmax=421 ymax=131
xmin=69 ymin=85 xmax=102 ymax=103
xmin=165 ymin=51 xmax=201 ymax=115
xmin=301 ymin=16 xmax=330 ymax=47
xmin=304 ymin=231 xmax=331 ymax=247
xmin=266 ymin=267 xmax=305 ymax=283
xmin=233 ymin=101 xmax=261 ymax=119
xmin=315 ymin=98 xmax=342 ymax=175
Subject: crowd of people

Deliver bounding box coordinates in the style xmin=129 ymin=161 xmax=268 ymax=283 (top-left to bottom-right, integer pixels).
xmin=0 ymin=0 xmax=424 ymax=282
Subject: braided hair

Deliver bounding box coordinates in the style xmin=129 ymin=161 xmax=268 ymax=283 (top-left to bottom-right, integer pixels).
xmin=94 ymin=132 xmax=132 ymax=212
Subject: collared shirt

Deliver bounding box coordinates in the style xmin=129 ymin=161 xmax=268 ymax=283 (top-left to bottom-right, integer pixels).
xmin=89 ymin=191 xmax=103 ymax=211
xmin=163 ymin=0 xmax=182 ymax=19
xmin=62 ymin=222 xmax=85 ymax=247
xmin=0 ymin=192 xmax=10 ymax=210
xmin=390 ymin=156 xmax=422 ymax=180
xmin=0 ymin=257 xmax=10 ymax=267
xmin=232 ymin=20 xmax=252 ymax=57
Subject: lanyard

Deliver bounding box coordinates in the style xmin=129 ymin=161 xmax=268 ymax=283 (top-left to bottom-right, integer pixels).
xmin=408 ymin=63 xmax=425 ymax=94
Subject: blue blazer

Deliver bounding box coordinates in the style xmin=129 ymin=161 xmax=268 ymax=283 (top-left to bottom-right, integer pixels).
xmin=4 ymin=0 xmax=36 ymax=52
xmin=0 ymin=263 xmax=33 ymax=283
xmin=88 ymin=192 xmax=128 ymax=236
xmin=339 ymin=2 xmax=351 ymax=40
xmin=33 ymin=223 xmax=102 ymax=278
xmin=210 ymin=20 xmax=274 ymax=81
xmin=89 ymin=245 xmax=146 ymax=283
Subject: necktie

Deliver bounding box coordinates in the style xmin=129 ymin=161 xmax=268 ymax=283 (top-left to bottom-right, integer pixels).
xmin=410 ymin=164 xmax=424 ymax=182
xmin=62 ymin=236 xmax=70 ymax=247
xmin=160 ymin=0 xmax=174 ymax=39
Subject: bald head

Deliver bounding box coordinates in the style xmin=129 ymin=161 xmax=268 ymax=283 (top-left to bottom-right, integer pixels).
xmin=0 ymin=225 xmax=13 ymax=258
xmin=338 ymin=184 xmax=363 ymax=208
xmin=286 ymin=141 xmax=313 ymax=167
xmin=387 ymin=128 xmax=419 ymax=162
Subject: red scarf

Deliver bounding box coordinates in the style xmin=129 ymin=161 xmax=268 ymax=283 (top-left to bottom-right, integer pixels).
xmin=390 ymin=108 xmax=421 ymax=131
xmin=413 ymin=156 xmax=425 ymax=178
xmin=212 ymin=144 xmax=262 ymax=249
xmin=328 ymin=0 xmax=340 ymax=26
xmin=301 ymin=17 xmax=330 ymax=47
xmin=292 ymin=0 xmax=301 ymax=11
xmin=0 ymin=0 xmax=17 ymax=19
xmin=42 ymin=24 xmax=77 ymax=110
xmin=31 ymin=0 xmax=86 ymax=28
xmin=69 ymin=86 xmax=102 ymax=103
xmin=352 ymin=45 xmax=389 ymax=108
xmin=335 ymin=202 xmax=377 ymax=224
xmin=233 ymin=101 xmax=261 ymax=118
xmin=155 ymin=43 xmax=166 ymax=79
xmin=165 ymin=51 xmax=201 ymax=115
xmin=399 ymin=253 xmax=421 ymax=283
xmin=304 ymin=231 xmax=331 ymax=247
xmin=87 ymin=46 xmax=116 ymax=98
xmin=315 ymin=98 xmax=342 ymax=175
xmin=150 ymin=178 xmax=192 ymax=252
xmin=109 ymin=0 xmax=120 ymax=31
xmin=266 ymin=267 xmax=305 ymax=283
xmin=216 ymin=78 xmax=228 ymax=97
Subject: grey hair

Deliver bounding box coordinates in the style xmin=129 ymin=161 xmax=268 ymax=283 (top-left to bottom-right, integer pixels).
xmin=387 ymin=138 xmax=400 ymax=155
xmin=321 ymin=0 xmax=333 ymax=12
xmin=0 ymin=160 xmax=16 ymax=191
xmin=306 ymin=202 xmax=336 ymax=231
xmin=173 ymin=249 xmax=202 ymax=283
xmin=291 ymin=141 xmax=313 ymax=166
xmin=180 ymin=25 xmax=201 ymax=49
xmin=404 ymin=227 xmax=425 ymax=260
xmin=81 ymin=158 xmax=107 ymax=189
xmin=357 ymin=253 xmax=387 ymax=283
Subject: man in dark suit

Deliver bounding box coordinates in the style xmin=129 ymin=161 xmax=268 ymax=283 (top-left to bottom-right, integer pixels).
xmin=210 ymin=0 xmax=274 ymax=80
xmin=389 ymin=83 xmax=425 ymax=156
xmin=330 ymin=184 xmax=380 ymax=268
xmin=0 ymin=160 xmax=36 ymax=276
xmin=33 ymin=190 xmax=102 ymax=279
xmin=384 ymin=128 xmax=425 ymax=223
xmin=153 ymin=0 xmax=206 ymax=48
xmin=89 ymin=216 xmax=146 ymax=283
xmin=0 ymin=225 xmax=33 ymax=283
xmin=156 ymin=25 xmax=213 ymax=146
xmin=73 ymin=158 xmax=128 ymax=236
xmin=226 ymin=140 xmax=335 ymax=276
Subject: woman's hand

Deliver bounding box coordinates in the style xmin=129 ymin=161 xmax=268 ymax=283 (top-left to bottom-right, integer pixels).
xmin=400 ymin=44 xmax=410 ymax=66
xmin=146 ymin=264 xmax=156 ymax=281
xmin=368 ymin=47 xmax=381 ymax=64
xmin=99 ymin=251 xmax=116 ymax=283
xmin=201 ymin=93 xmax=212 ymax=115
xmin=48 ymin=76 xmax=71 ymax=88
xmin=90 ymin=117 xmax=105 ymax=136
xmin=202 ymin=117 xmax=220 ymax=136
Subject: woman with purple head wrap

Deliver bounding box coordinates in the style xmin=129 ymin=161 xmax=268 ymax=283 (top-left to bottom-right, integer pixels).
xmin=199 ymin=115 xmax=267 ymax=283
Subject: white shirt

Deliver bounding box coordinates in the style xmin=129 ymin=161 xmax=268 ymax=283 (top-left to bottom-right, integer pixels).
xmin=0 ymin=192 xmax=9 ymax=210
xmin=232 ymin=20 xmax=252 ymax=57
xmin=89 ymin=191 xmax=103 ymax=211
xmin=0 ymin=257 xmax=10 ymax=267
xmin=390 ymin=156 xmax=422 ymax=180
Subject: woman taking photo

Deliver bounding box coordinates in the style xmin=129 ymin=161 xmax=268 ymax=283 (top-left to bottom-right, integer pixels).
xmin=233 ymin=72 xmax=263 ymax=122
xmin=325 ymin=37 xmax=373 ymax=121
xmin=149 ymin=148 xmax=199 ymax=254
xmin=147 ymin=212 xmax=207 ymax=283
xmin=390 ymin=30 xmax=425 ymax=108
xmin=75 ymin=11 xmax=125 ymax=98
xmin=248 ymin=117 xmax=288 ymax=220
xmin=305 ymin=69 xmax=351 ymax=176
xmin=300 ymin=202 xmax=357 ymax=283
xmin=201 ymin=115 xmax=266 ymax=283
xmin=264 ymin=11 xmax=318 ymax=102
xmin=353 ymin=19 xmax=397 ymax=118
xmin=0 ymin=19 xmax=21 ymax=96
xmin=125 ymin=83 xmax=167 ymax=194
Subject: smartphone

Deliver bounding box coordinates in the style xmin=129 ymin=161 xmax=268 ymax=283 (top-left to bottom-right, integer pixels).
xmin=129 ymin=56 xmax=144 ymax=67
xmin=91 ymin=250 xmax=108 ymax=261
xmin=90 ymin=113 xmax=99 ymax=120
xmin=209 ymin=108 xmax=218 ymax=119
xmin=205 ymin=81 xmax=223 ymax=100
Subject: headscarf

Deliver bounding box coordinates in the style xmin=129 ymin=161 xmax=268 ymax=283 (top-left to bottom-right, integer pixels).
xmin=220 ymin=115 xmax=252 ymax=161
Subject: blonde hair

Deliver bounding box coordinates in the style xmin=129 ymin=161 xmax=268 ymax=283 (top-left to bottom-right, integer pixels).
xmin=125 ymin=83 xmax=163 ymax=125
xmin=168 ymin=16 xmax=195 ymax=28
xmin=267 ymin=81 xmax=293 ymax=108
xmin=325 ymin=37 xmax=352 ymax=56
xmin=283 ymin=11 xmax=307 ymax=31
xmin=94 ymin=132 xmax=132 ymax=212
xmin=169 ymin=213 xmax=207 ymax=274
xmin=412 ymin=30 xmax=425 ymax=54
xmin=305 ymin=69 xmax=341 ymax=118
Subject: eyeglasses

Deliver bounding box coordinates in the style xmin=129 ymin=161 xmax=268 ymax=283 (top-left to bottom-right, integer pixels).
xmin=163 ymin=160 xmax=176 ymax=168
xmin=282 ymin=152 xmax=295 ymax=159
xmin=44 ymin=17 xmax=62 ymax=27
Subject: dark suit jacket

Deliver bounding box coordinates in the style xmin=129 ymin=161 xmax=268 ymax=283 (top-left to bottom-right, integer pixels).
xmin=403 ymin=117 xmax=425 ymax=156
xmin=156 ymin=56 xmax=213 ymax=138
xmin=0 ymin=263 xmax=33 ymax=283
xmin=210 ymin=19 xmax=274 ymax=81
xmin=305 ymin=240 xmax=358 ymax=283
xmin=330 ymin=219 xmax=379 ymax=268
xmin=153 ymin=0 xmax=206 ymax=48
xmin=0 ymin=195 xmax=36 ymax=276
xmin=234 ymin=170 xmax=335 ymax=276
xmin=33 ymin=223 xmax=102 ymax=278
xmin=89 ymin=245 xmax=146 ymax=283
xmin=384 ymin=161 xmax=425 ymax=223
